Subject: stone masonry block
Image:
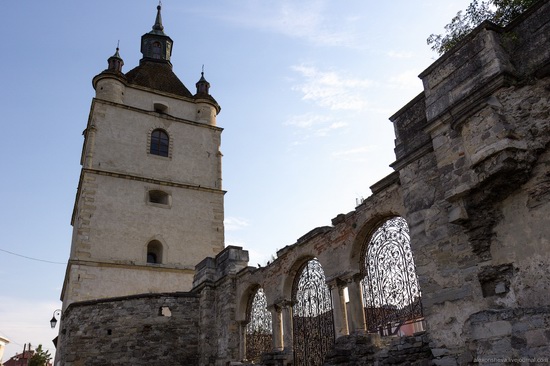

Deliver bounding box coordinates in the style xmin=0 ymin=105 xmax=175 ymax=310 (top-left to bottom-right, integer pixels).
xmin=471 ymin=320 xmax=512 ymax=340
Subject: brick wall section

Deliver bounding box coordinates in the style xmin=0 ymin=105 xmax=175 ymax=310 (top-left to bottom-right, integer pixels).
xmin=58 ymin=293 xmax=200 ymax=366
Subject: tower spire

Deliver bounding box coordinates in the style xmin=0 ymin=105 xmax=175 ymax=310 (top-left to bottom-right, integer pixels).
xmin=152 ymin=2 xmax=165 ymax=34
xmin=196 ymin=66 xmax=211 ymax=95
xmin=107 ymin=42 xmax=124 ymax=73
xmin=139 ymin=3 xmax=173 ymax=65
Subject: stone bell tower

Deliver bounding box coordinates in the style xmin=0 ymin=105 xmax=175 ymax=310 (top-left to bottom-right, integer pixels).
xmin=61 ymin=4 xmax=224 ymax=308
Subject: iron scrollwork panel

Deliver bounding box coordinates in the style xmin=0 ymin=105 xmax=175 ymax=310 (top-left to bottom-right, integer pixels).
xmin=246 ymin=288 xmax=273 ymax=363
xmin=361 ymin=216 xmax=423 ymax=334
xmin=292 ymin=258 xmax=335 ymax=366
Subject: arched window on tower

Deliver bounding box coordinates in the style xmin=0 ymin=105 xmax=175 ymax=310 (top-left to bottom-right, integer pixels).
xmin=152 ymin=41 xmax=162 ymax=59
xmin=150 ymin=129 xmax=169 ymax=157
xmin=147 ymin=240 xmax=163 ymax=264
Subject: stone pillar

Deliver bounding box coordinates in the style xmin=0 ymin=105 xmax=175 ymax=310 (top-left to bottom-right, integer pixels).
xmin=238 ymin=320 xmax=247 ymax=361
xmin=346 ymin=275 xmax=366 ymax=333
xmin=280 ymin=301 xmax=294 ymax=353
xmin=328 ymin=280 xmax=349 ymax=338
xmin=268 ymin=305 xmax=283 ymax=351
xmin=84 ymin=125 xmax=97 ymax=169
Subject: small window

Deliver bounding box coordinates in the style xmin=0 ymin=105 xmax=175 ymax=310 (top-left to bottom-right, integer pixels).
xmin=154 ymin=102 xmax=168 ymax=113
xmin=147 ymin=240 xmax=163 ymax=264
xmin=150 ymin=129 xmax=169 ymax=157
xmin=152 ymin=41 xmax=162 ymax=59
xmin=148 ymin=190 xmax=169 ymax=205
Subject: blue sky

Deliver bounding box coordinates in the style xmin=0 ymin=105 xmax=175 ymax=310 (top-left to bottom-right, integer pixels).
xmin=0 ymin=0 xmax=472 ymax=360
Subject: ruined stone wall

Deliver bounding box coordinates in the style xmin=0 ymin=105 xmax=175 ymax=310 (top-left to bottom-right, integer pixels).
xmin=58 ymin=293 xmax=201 ymax=366
xmin=193 ymin=246 xmax=251 ymax=366
xmin=406 ymin=0 xmax=550 ymax=363
xmin=226 ymin=1 xmax=550 ymax=365
xmin=324 ymin=333 xmax=432 ymax=366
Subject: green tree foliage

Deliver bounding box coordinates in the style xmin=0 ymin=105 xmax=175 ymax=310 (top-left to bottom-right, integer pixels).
xmin=29 ymin=344 xmax=52 ymax=366
xmin=427 ymin=0 xmax=538 ymax=55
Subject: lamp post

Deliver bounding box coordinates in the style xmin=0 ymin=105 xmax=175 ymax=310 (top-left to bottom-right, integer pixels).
xmin=50 ymin=309 xmax=61 ymax=329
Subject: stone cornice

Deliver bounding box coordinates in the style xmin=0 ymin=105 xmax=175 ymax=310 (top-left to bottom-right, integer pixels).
xmin=92 ymin=97 xmax=223 ymax=132
xmin=67 ymin=258 xmax=196 ymax=273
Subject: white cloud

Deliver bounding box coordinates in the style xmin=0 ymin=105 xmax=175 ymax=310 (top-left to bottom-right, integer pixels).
xmin=315 ymin=121 xmax=349 ymax=137
xmin=284 ymin=113 xmax=332 ymax=129
xmin=284 ymin=113 xmax=348 ymax=140
xmin=387 ymin=50 xmax=413 ymax=59
xmin=331 ymin=145 xmax=377 ymax=161
xmin=224 ymin=217 xmax=250 ymax=231
xmin=192 ymin=0 xmax=361 ymax=48
xmin=291 ymin=64 xmax=373 ymax=111
xmin=388 ymin=70 xmax=422 ymax=90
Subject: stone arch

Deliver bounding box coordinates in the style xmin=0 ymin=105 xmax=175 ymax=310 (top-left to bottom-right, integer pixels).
xmin=146 ymin=241 xmax=163 ymax=264
xmin=291 ymin=257 xmax=334 ymax=366
xmin=282 ymin=255 xmax=316 ymax=301
xmin=238 ymin=283 xmax=261 ymax=323
xmin=244 ymin=287 xmax=273 ymax=363
xmin=143 ymin=235 xmax=169 ymax=264
xmin=349 ymin=212 xmax=401 ymax=270
xmin=359 ymin=215 xmax=424 ymax=336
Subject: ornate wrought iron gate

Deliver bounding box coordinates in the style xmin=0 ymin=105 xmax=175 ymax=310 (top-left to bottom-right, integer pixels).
xmin=246 ymin=288 xmax=273 ymax=363
xmin=361 ymin=216 xmax=423 ymax=335
xmin=292 ymin=258 xmax=335 ymax=366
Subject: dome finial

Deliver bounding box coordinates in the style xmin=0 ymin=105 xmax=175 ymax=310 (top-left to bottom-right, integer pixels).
xmin=196 ymin=66 xmax=210 ymax=95
xmin=107 ymin=41 xmax=124 ymax=73
xmin=153 ymin=1 xmax=164 ymax=32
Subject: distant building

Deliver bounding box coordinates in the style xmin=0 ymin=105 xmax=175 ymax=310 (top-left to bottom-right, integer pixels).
xmin=3 ymin=348 xmax=52 ymax=366
xmin=0 ymin=336 xmax=8 ymax=365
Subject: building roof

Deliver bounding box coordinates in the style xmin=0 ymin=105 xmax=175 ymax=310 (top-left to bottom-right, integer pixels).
xmin=125 ymin=61 xmax=193 ymax=98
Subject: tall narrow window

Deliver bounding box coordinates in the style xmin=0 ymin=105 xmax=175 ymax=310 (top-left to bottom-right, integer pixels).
xmin=150 ymin=129 xmax=169 ymax=157
xmin=152 ymin=41 xmax=162 ymax=59
xmin=147 ymin=240 xmax=163 ymax=264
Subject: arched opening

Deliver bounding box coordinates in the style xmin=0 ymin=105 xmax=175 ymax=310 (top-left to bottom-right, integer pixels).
xmin=292 ymin=258 xmax=334 ymax=366
xmin=150 ymin=129 xmax=169 ymax=157
xmin=360 ymin=216 xmax=424 ymax=336
xmin=245 ymin=287 xmax=273 ymax=363
xmin=147 ymin=240 xmax=163 ymax=264
xmin=152 ymin=41 xmax=162 ymax=59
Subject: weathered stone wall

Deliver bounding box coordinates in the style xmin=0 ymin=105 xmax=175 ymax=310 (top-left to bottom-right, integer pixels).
xmin=324 ymin=333 xmax=432 ymax=366
xmin=464 ymin=306 xmax=550 ymax=365
xmin=193 ymin=246 xmax=251 ymax=366
xmin=58 ymin=293 xmax=201 ymax=366
xmin=227 ymin=1 xmax=550 ymax=365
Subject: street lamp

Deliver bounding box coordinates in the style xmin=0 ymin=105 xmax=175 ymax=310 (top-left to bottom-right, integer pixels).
xmin=50 ymin=309 xmax=61 ymax=329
